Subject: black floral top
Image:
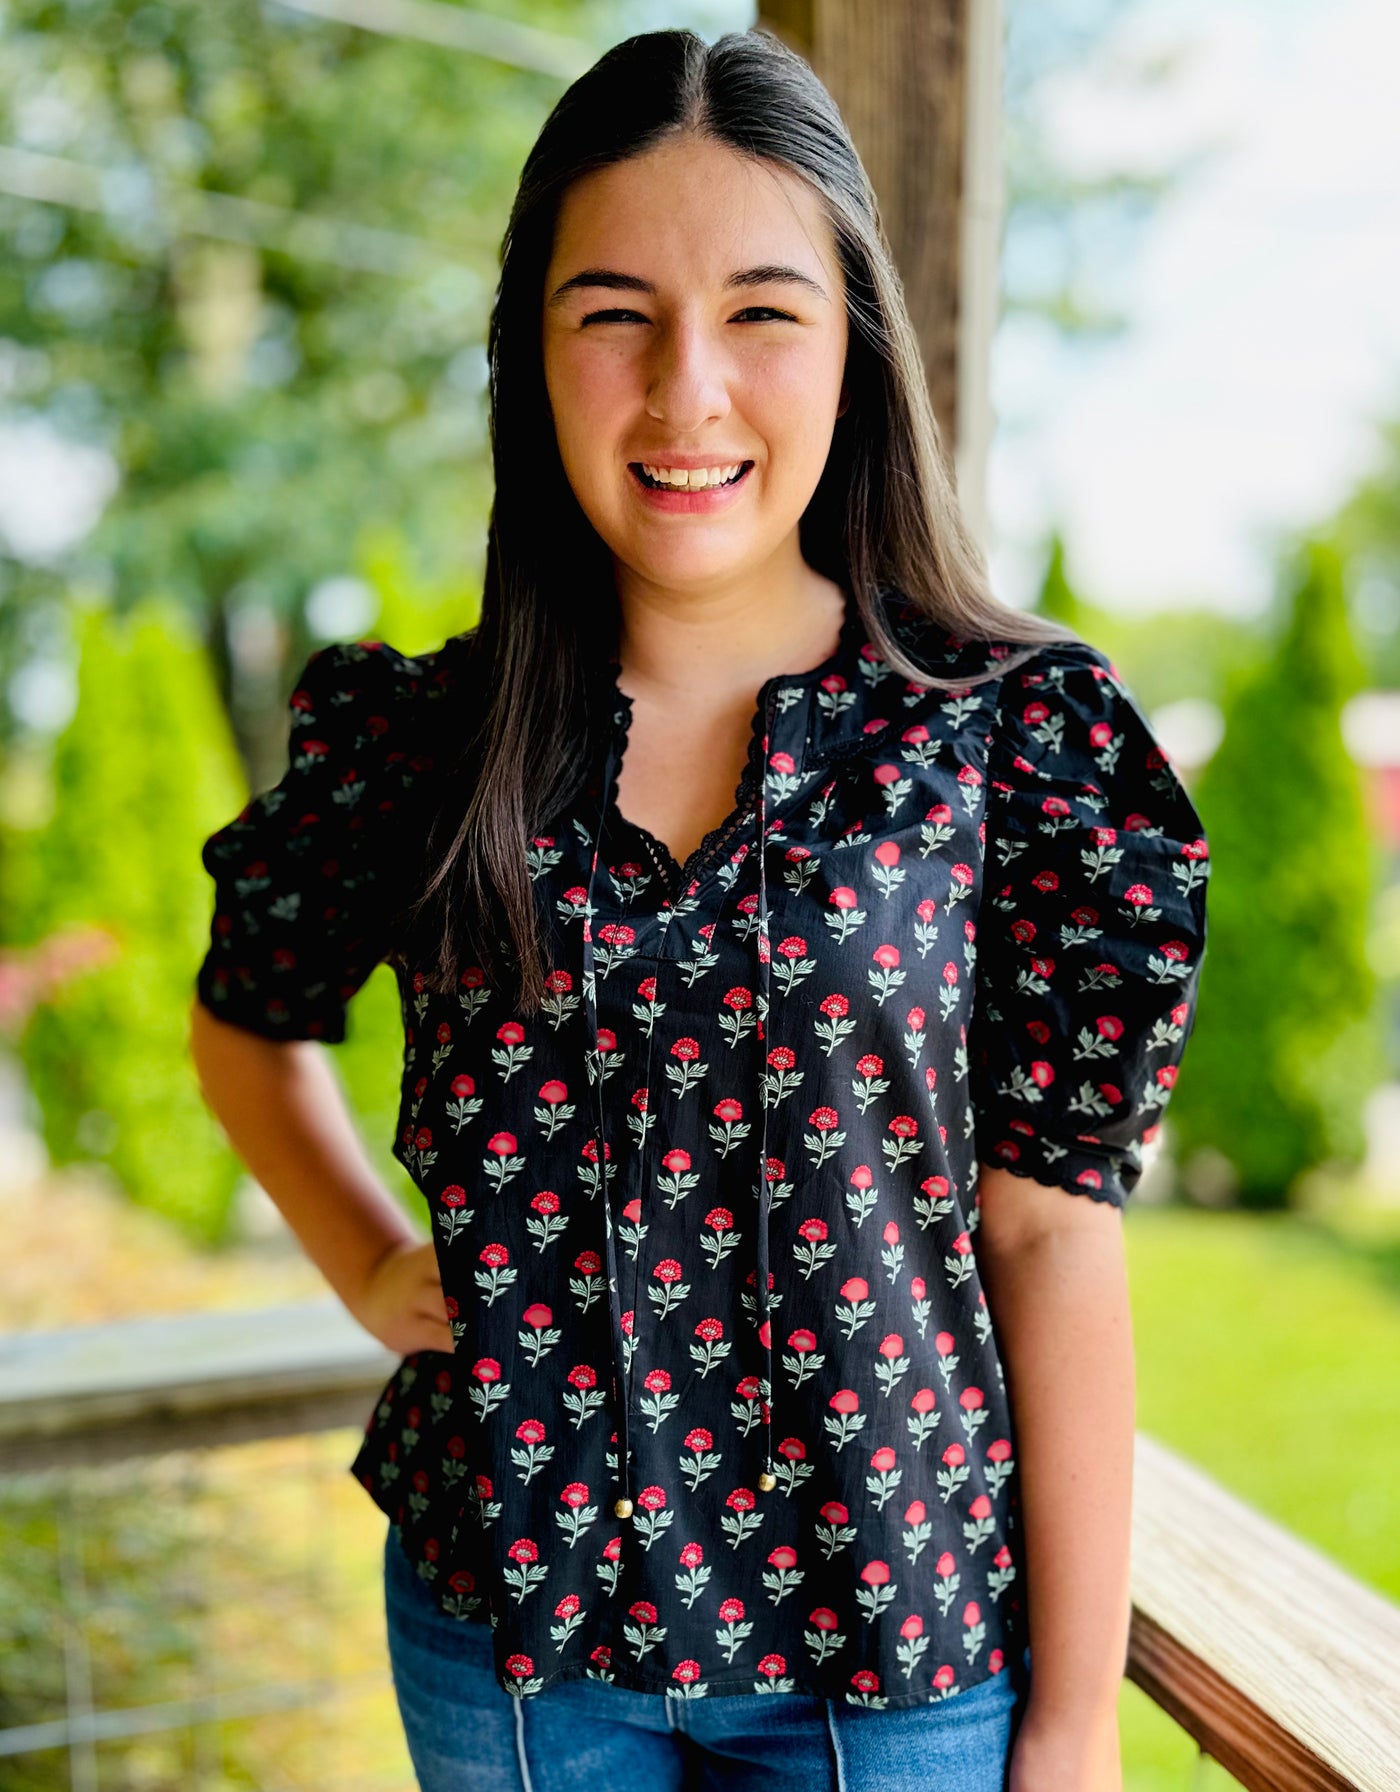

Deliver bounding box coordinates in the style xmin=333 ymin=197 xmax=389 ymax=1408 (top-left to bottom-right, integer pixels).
xmin=196 ymin=586 xmax=1210 ymax=1710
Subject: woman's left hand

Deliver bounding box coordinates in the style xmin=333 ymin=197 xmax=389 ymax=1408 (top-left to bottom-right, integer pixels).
xmin=1008 ymin=1701 xmax=1124 ymax=1792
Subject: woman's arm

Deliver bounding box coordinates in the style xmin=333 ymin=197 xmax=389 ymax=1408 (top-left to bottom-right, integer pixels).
xmin=189 ymin=999 xmax=454 ymax=1357
xmin=975 ymin=1164 xmax=1133 ymax=1792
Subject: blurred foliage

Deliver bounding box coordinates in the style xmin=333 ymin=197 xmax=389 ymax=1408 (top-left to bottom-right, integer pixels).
xmin=1167 ymin=539 xmax=1383 ymax=1206
xmin=0 ymin=0 xmax=631 ymax=757
xmin=2 ymin=597 xmax=252 ymax=1242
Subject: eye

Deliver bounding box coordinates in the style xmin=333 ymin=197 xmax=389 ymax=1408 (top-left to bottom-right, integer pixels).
xmin=580 ymin=308 xmax=648 ymax=326
xmin=733 ymin=306 xmax=797 ymax=322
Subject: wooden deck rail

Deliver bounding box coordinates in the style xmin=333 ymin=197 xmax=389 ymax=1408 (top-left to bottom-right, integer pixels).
xmin=2 ymin=1303 xmax=1398 ymax=1790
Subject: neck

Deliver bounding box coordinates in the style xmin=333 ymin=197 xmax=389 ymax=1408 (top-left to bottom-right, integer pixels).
xmin=610 ymin=541 xmax=850 ymax=703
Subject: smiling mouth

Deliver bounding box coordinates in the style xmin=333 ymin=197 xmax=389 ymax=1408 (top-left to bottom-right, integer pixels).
xmin=629 ymin=461 xmax=754 ymax=491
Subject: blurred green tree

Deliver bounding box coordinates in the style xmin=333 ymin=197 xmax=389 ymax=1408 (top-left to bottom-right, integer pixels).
xmin=1167 ymin=537 xmax=1383 ymax=1207
xmin=4 ymin=598 xmax=251 ymax=1241
xmin=0 ymin=0 xmax=623 ymax=759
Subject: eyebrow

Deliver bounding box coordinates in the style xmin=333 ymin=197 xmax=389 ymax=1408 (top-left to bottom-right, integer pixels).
xmin=546 ymin=263 xmax=830 ymax=307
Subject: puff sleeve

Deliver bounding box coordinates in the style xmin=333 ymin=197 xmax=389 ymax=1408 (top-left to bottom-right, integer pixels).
xmin=969 ymin=640 xmax=1210 ymax=1206
xmin=195 ymin=639 xmax=431 ymax=1044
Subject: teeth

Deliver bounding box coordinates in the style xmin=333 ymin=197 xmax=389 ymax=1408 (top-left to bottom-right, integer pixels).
xmin=640 ymin=462 xmax=745 ymax=488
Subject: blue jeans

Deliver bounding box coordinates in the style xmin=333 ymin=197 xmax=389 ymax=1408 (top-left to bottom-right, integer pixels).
xmin=383 ymin=1526 xmax=1028 ymax=1792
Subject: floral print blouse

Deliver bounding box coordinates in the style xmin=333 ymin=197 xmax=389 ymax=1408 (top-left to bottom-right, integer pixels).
xmin=196 ymin=585 xmax=1210 ymax=1711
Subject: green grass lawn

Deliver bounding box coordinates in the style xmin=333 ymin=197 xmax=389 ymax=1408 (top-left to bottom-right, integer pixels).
xmin=1114 ymin=1199 xmax=1400 ymax=1788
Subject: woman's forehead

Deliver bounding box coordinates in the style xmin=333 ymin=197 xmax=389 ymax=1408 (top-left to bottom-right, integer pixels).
xmin=548 ymin=140 xmax=841 ymax=291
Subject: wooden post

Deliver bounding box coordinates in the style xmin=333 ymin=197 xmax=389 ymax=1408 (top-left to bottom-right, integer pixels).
xmin=755 ymin=0 xmax=1000 ymax=553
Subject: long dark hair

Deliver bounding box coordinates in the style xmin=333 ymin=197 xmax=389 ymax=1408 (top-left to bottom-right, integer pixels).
xmin=404 ymin=25 xmax=1077 ymax=1015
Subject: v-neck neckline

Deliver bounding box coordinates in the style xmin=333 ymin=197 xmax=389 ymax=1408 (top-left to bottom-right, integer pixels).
xmin=599 ymin=588 xmax=865 ymax=898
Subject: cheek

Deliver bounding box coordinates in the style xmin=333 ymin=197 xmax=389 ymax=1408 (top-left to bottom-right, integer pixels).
xmin=746 ymin=346 xmax=843 ymax=443
xmin=549 ymin=341 xmax=635 ymax=434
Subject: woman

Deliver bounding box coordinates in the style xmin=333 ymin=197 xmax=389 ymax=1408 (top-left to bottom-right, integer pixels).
xmin=191 ymin=26 xmax=1210 ymax=1792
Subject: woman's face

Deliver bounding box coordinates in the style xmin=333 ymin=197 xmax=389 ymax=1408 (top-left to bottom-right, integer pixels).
xmin=542 ymin=133 xmax=849 ymax=598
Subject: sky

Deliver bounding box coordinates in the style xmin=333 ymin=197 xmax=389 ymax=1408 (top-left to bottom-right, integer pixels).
xmin=988 ymin=0 xmax=1400 ymax=618
xmin=3 ymin=0 xmax=1399 ymax=629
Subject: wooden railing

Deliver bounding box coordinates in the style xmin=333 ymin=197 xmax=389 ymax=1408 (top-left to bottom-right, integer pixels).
xmin=2 ymin=1303 xmax=1399 ymax=1790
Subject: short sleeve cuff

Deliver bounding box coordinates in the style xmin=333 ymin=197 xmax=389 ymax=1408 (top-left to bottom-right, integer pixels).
xmin=976 ymin=1109 xmax=1151 ymax=1210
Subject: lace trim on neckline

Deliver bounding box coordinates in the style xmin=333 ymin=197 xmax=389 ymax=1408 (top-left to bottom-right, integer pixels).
xmin=601 ymin=683 xmax=770 ymax=899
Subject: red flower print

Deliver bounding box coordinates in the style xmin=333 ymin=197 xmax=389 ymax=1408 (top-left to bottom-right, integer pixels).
xmin=566 ymin=1365 xmax=597 ymax=1389
xmin=828 ymin=1390 xmax=861 ymax=1415
xmin=694 ymin=1317 xmax=724 ymax=1341
xmin=726 ymin=1488 xmax=756 ymax=1513
xmin=505 ymin=1654 xmax=534 ymax=1679
xmin=663 ymin=1149 xmax=692 ymax=1172
xmin=471 ymin=1358 xmax=500 ymax=1384
xmin=629 ymin=1601 xmax=658 ymax=1624
xmin=718 ymin=1598 xmax=745 ymax=1623
xmin=507 ymin=1538 xmax=538 ymax=1564
xmin=653 ymin=1259 xmax=683 ymax=1283
xmin=758 ymin=1653 xmax=787 ymax=1677
xmin=555 ymin=1593 xmax=581 ymax=1619
xmin=514 ymin=1419 xmax=546 ymax=1444
xmin=810 ymin=1608 xmax=839 ymax=1631
xmin=560 ymin=1483 xmax=590 ymax=1508
xmin=767 ymin=1546 xmax=797 ymax=1570
xmin=798 ymin=1218 xmax=828 ymax=1243
xmin=788 ymin=1329 xmax=817 ymax=1352
xmin=860 ymin=1560 xmax=890 ymax=1586
xmin=638 ymin=1486 xmax=667 ymax=1512
xmin=704 ymin=1207 xmax=734 ymax=1230
xmin=679 ymin=1542 xmax=704 ymax=1568
xmin=643 ymin=1369 xmax=672 ymax=1393
xmin=673 ymin=1660 xmax=702 ymax=1683
xmin=479 ymin=1242 xmax=509 ymax=1267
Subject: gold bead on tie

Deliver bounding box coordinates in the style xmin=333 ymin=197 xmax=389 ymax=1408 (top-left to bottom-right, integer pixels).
xmin=613 ymin=1497 xmax=634 ymax=1519
xmin=757 ymin=1471 xmax=777 ymax=1493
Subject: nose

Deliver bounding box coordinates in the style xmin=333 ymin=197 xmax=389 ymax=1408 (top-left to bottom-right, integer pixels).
xmin=644 ymin=318 xmax=731 ymax=432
